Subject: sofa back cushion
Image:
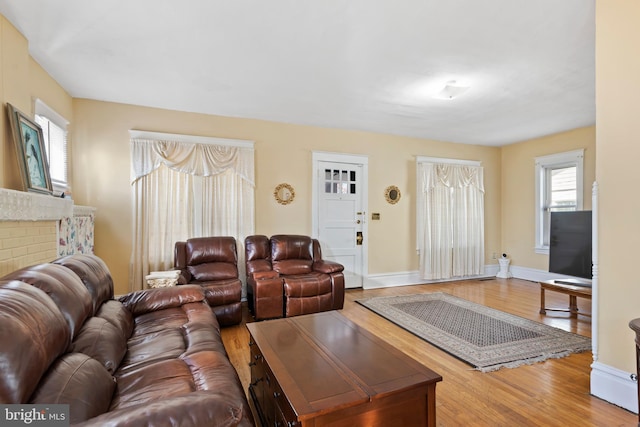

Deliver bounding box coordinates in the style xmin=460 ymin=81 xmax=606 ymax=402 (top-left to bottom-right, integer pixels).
xmin=70 ymin=317 xmax=127 ymax=374
xmin=96 ymin=300 xmax=134 ymax=341
xmin=185 ymin=237 xmax=238 ymax=281
xmin=245 ymin=235 xmax=271 ymax=275
xmin=270 ymin=235 xmax=313 ymax=275
xmin=30 ymin=353 xmax=116 ymax=424
xmin=2 ymin=263 xmax=93 ymax=340
xmin=0 ymin=281 xmax=70 ymax=403
xmin=53 ymin=255 xmax=114 ymax=315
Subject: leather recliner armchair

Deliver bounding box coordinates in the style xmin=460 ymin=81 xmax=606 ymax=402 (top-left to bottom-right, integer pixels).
xmin=174 ymin=236 xmax=242 ymax=326
xmin=245 ymin=234 xmax=345 ymax=320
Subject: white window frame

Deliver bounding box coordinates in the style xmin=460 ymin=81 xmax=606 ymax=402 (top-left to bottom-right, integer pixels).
xmin=34 ymin=99 xmax=70 ymax=193
xmin=534 ymin=149 xmax=584 ymax=254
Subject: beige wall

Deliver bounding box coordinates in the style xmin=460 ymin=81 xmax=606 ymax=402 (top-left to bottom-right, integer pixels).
xmin=595 ymin=0 xmax=640 ymax=373
xmin=71 ymin=99 xmax=502 ymax=295
xmin=0 ymin=16 xmax=73 ymax=190
xmin=501 ymin=126 xmax=595 ymax=271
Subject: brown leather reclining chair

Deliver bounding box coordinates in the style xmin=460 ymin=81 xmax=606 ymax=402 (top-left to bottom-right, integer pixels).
xmin=174 ymin=236 xmax=242 ymax=326
xmin=245 ymin=234 xmax=345 ymax=320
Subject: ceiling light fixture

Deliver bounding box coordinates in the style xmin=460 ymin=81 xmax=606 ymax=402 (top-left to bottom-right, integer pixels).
xmin=433 ymin=80 xmax=470 ymax=100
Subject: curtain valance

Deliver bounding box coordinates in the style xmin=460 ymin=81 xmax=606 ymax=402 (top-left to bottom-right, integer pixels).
xmin=421 ymin=163 xmax=484 ymax=193
xmin=130 ymin=138 xmax=254 ymax=185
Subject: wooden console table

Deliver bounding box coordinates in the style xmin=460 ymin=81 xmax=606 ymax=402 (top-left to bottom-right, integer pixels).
xmin=247 ymin=311 xmax=442 ymax=427
xmin=539 ymin=279 xmax=592 ymax=318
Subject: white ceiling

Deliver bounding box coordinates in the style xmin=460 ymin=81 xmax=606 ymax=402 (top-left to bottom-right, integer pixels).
xmin=0 ymin=0 xmax=595 ymax=146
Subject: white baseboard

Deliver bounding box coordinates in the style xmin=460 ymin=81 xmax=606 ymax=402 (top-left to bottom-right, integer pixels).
xmin=509 ymin=265 xmax=588 ymax=284
xmin=590 ymin=361 xmax=638 ymax=413
xmin=363 ymin=271 xmax=422 ymax=289
xmin=362 ymin=264 xmax=587 ymax=289
xmin=363 ymin=264 xmax=500 ymax=289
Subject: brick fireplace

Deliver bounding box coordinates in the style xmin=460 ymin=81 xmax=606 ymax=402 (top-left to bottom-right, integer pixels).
xmin=0 ymin=188 xmax=95 ymax=276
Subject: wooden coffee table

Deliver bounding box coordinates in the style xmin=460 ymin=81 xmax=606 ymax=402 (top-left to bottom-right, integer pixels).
xmin=247 ymin=311 xmax=442 ymax=427
xmin=539 ymin=279 xmax=592 ymax=318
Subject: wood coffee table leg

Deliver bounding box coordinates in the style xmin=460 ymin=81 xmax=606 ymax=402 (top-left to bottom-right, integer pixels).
xmin=540 ymin=287 xmax=546 ymax=314
xmin=569 ymin=295 xmax=578 ymax=318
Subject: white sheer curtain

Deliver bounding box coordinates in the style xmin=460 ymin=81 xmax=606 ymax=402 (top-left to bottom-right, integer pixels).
xmin=130 ymin=136 xmax=254 ymax=292
xmin=417 ymin=162 xmax=485 ymax=280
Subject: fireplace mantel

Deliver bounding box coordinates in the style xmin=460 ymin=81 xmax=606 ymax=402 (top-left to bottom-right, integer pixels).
xmin=0 ymin=188 xmax=73 ymax=221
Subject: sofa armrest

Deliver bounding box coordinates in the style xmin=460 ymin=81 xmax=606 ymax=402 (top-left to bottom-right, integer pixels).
xmin=72 ymin=391 xmax=253 ymax=427
xmin=177 ymin=269 xmax=191 ymax=285
xmin=118 ymin=285 xmax=205 ymax=316
xmin=313 ymin=260 xmax=344 ymax=274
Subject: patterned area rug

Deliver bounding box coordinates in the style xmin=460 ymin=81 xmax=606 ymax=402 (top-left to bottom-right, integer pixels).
xmin=356 ymin=292 xmax=591 ymax=372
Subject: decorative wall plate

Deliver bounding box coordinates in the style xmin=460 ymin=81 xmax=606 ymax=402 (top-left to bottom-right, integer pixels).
xmin=274 ymin=183 xmax=295 ymax=205
xmin=385 ymin=185 xmax=401 ymax=204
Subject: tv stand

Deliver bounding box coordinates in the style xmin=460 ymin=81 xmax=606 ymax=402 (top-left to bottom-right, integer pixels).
xmin=539 ymin=280 xmax=592 ymax=318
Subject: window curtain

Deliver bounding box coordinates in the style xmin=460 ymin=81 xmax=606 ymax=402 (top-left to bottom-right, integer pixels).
xmin=417 ymin=162 xmax=484 ymax=280
xmin=130 ymin=138 xmax=254 ymax=292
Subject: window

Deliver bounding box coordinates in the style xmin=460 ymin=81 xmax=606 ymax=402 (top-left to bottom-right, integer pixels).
xmin=129 ymin=131 xmax=255 ymax=291
xmin=535 ymin=150 xmax=584 ymax=254
xmin=416 ymin=157 xmax=485 ymax=280
xmin=324 ymin=168 xmax=356 ymax=194
xmin=34 ymin=99 xmax=69 ymax=193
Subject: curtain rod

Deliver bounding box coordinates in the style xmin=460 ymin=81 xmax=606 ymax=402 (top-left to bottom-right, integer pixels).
xmin=129 ymin=130 xmax=254 ymax=148
xmin=416 ymin=156 xmax=481 ymax=166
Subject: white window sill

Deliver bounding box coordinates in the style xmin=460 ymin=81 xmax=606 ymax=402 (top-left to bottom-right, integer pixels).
xmin=535 ymin=246 xmax=550 ymax=255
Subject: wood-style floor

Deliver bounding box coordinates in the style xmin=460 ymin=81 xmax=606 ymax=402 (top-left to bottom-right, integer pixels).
xmin=221 ymin=278 xmax=637 ymax=426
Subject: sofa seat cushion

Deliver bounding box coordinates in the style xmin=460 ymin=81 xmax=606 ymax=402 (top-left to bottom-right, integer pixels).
xmin=30 ymin=353 xmax=116 ymax=424
xmin=181 ymin=351 xmax=247 ymax=398
xmin=120 ymin=328 xmax=185 ymax=372
xmin=77 ymin=391 xmax=252 ymax=427
xmin=129 ymin=301 xmax=217 ymax=336
xmin=182 ymin=322 xmax=227 ymax=356
xmin=119 ymin=302 xmax=226 ymax=372
xmin=110 ymin=359 xmax=195 ymax=411
xmin=113 ymin=351 xmax=248 ymax=413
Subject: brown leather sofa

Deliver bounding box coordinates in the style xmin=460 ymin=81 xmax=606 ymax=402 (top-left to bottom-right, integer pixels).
xmin=174 ymin=236 xmax=243 ymax=326
xmin=245 ymin=234 xmax=345 ymax=320
xmin=0 ymin=254 xmax=253 ymax=427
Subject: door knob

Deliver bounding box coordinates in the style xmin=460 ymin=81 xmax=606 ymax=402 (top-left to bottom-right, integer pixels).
xmin=356 ymin=232 xmax=363 ymax=245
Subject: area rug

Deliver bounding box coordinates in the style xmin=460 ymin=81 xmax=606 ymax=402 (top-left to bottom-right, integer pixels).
xmin=356 ymin=292 xmax=591 ymax=372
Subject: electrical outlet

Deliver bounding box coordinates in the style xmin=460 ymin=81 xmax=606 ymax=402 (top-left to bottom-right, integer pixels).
xmin=492 ymin=252 xmax=497 ymax=260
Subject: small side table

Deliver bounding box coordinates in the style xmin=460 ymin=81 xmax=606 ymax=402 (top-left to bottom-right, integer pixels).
xmin=496 ymin=258 xmax=512 ymax=278
xmin=145 ymin=271 xmax=179 ymax=288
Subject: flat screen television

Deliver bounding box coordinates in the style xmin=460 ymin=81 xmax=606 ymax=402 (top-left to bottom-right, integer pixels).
xmin=548 ymin=210 xmax=592 ymax=284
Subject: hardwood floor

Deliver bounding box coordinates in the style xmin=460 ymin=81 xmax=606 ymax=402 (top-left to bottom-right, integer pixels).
xmin=221 ymin=278 xmax=636 ymax=426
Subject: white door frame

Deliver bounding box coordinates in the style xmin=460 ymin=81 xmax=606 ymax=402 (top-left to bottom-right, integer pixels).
xmin=312 ymin=151 xmax=368 ymax=286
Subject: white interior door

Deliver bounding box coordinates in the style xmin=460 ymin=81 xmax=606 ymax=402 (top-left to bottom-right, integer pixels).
xmin=313 ymin=154 xmax=367 ymax=289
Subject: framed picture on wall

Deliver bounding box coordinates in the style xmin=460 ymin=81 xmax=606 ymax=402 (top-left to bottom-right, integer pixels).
xmin=6 ymin=103 xmax=52 ymax=194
